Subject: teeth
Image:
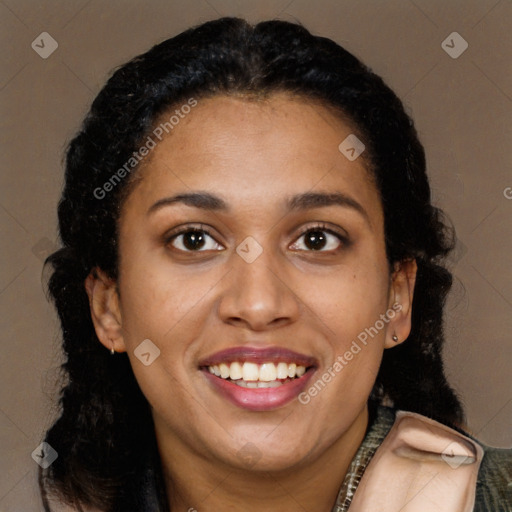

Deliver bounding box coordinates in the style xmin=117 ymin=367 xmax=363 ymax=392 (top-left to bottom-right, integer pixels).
xmin=235 ymin=380 xmax=284 ymax=388
xmin=207 ymin=361 xmax=308 ymax=383
xmin=219 ymin=363 xmax=230 ymax=379
xmin=259 ymin=362 xmax=277 ymax=382
xmin=229 ymin=362 xmax=243 ymax=380
xmin=242 ymin=362 xmax=259 ymax=381
xmin=277 ymin=362 xmax=289 ymax=379
xmin=257 ymin=380 xmax=282 ymax=388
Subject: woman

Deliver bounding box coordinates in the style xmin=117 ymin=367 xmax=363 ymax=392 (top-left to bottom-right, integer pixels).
xmin=39 ymin=17 xmax=511 ymax=512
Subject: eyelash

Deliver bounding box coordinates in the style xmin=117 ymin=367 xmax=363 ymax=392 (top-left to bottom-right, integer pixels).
xmin=164 ymin=223 xmax=349 ymax=253
xmin=290 ymin=223 xmax=349 ymax=253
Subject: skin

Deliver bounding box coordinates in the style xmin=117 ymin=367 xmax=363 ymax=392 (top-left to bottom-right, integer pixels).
xmin=85 ymin=93 xmax=416 ymax=512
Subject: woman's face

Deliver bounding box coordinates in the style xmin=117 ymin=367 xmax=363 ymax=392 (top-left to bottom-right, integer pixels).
xmin=89 ymin=93 xmax=415 ymax=472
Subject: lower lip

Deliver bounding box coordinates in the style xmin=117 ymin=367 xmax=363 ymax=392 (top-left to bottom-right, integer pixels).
xmin=202 ymin=370 xmax=315 ymax=411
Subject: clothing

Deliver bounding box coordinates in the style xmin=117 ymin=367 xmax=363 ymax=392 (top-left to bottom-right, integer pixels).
xmin=137 ymin=405 xmax=512 ymax=511
xmin=334 ymin=406 xmax=512 ymax=511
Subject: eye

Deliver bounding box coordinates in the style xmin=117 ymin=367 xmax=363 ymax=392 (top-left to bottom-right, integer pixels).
xmin=168 ymin=228 xmax=223 ymax=252
xmin=289 ymin=226 xmax=346 ymax=252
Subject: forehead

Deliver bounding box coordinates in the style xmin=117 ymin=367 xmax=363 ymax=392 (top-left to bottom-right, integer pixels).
xmin=122 ymin=93 xmax=382 ymax=226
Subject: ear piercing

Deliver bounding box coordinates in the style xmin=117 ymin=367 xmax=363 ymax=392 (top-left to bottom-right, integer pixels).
xmin=392 ymin=334 xmax=399 ymax=342
xmin=110 ymin=340 xmax=115 ymax=355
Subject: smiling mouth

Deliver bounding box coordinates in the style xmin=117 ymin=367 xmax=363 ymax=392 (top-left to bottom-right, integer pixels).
xmin=203 ymin=361 xmax=310 ymax=388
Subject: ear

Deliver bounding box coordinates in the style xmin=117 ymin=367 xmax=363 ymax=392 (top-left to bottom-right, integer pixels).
xmin=84 ymin=268 xmax=126 ymax=353
xmin=384 ymin=259 xmax=417 ymax=349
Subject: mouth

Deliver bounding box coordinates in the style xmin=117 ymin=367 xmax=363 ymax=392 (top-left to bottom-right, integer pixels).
xmin=205 ymin=361 xmax=308 ymax=388
xmin=199 ymin=347 xmax=317 ymax=411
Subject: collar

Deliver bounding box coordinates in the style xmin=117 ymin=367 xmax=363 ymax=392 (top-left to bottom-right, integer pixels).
xmin=333 ymin=406 xmax=483 ymax=512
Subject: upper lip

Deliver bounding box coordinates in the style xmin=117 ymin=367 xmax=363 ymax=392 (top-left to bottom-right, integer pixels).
xmin=198 ymin=346 xmax=318 ymax=368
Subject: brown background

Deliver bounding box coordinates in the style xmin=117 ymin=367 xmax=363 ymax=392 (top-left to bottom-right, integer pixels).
xmin=1 ymin=0 xmax=511 ymax=509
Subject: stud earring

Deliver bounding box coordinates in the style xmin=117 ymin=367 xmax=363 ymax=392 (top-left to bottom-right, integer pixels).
xmin=110 ymin=340 xmax=115 ymax=355
xmin=392 ymin=334 xmax=399 ymax=342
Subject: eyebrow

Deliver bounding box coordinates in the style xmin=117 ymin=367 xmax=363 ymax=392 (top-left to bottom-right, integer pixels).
xmin=147 ymin=192 xmax=228 ymax=215
xmin=287 ymin=192 xmax=370 ymax=224
xmin=147 ymin=191 xmax=370 ymax=224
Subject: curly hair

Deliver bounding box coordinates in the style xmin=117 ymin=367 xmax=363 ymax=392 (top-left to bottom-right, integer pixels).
xmin=40 ymin=17 xmax=463 ymax=512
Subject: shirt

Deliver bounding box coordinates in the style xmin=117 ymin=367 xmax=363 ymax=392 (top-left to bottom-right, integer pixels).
xmin=132 ymin=405 xmax=512 ymax=511
xmin=334 ymin=405 xmax=512 ymax=512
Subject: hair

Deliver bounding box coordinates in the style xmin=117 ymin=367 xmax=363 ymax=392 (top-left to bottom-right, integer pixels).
xmin=40 ymin=16 xmax=464 ymax=512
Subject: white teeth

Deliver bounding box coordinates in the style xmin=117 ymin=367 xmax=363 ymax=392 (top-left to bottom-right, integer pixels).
xmin=207 ymin=361 xmax=309 ymax=383
xmin=242 ymin=362 xmax=260 ymax=381
xmin=257 ymin=380 xmax=281 ymax=388
xmin=219 ymin=363 xmax=230 ymax=379
xmin=277 ymin=362 xmax=289 ymax=379
xmin=235 ymin=379 xmax=285 ymax=388
xmin=259 ymin=362 xmax=277 ymax=382
xmin=229 ymin=361 xmax=243 ymax=380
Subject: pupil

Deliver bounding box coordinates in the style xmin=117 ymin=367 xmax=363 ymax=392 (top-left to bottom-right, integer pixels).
xmin=305 ymin=230 xmax=326 ymax=250
xmin=183 ymin=231 xmax=205 ymax=250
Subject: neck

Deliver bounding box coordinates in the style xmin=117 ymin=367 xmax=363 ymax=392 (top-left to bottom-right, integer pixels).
xmin=156 ymin=406 xmax=369 ymax=512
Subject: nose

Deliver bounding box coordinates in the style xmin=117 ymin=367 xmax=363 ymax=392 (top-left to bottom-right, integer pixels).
xmin=217 ymin=250 xmax=301 ymax=331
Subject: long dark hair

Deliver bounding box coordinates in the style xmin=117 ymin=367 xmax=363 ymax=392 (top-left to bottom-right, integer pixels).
xmin=40 ymin=17 xmax=463 ymax=511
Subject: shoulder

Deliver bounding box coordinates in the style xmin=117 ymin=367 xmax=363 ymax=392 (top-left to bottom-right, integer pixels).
xmin=473 ymin=442 xmax=512 ymax=511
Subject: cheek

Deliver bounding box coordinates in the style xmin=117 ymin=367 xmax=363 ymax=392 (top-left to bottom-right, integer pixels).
xmin=118 ymin=256 xmax=213 ymax=347
xmin=295 ymin=252 xmax=391 ymax=402
xmin=299 ymin=257 xmax=391 ymax=339
xmin=117 ymin=261 xmax=216 ymax=414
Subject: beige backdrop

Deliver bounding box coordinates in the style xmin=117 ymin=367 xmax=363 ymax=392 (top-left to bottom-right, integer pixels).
xmin=1 ymin=0 xmax=511 ymax=509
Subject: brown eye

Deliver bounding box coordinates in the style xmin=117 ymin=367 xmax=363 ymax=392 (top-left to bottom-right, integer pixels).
xmin=169 ymin=229 xmax=223 ymax=252
xmin=182 ymin=231 xmax=206 ymax=250
xmin=303 ymin=230 xmax=327 ymax=250
xmin=290 ymin=227 xmax=345 ymax=252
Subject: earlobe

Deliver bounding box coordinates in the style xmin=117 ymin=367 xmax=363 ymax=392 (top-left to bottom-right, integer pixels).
xmin=385 ymin=259 xmax=417 ymax=349
xmin=84 ymin=268 xmax=126 ymax=353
